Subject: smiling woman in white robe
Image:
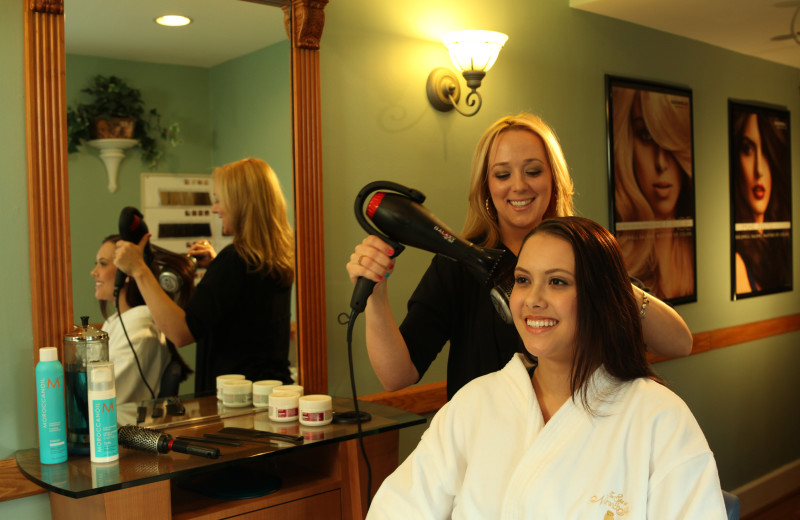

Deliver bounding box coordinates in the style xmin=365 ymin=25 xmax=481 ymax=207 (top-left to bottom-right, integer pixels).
xmin=367 ymin=217 xmax=726 ymax=520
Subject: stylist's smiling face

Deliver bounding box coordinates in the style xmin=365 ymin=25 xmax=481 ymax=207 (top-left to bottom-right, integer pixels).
xmin=91 ymin=241 xmax=117 ymax=302
xmin=487 ymin=129 xmax=553 ymax=239
xmin=212 ymin=181 xmax=231 ymax=235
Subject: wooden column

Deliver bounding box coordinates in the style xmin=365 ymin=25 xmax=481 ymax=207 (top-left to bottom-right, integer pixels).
xmin=24 ymin=0 xmax=73 ymax=358
xmin=288 ymin=0 xmax=329 ymax=395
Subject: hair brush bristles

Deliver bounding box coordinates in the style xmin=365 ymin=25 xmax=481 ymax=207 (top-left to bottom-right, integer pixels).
xmin=118 ymin=425 xmax=166 ymax=453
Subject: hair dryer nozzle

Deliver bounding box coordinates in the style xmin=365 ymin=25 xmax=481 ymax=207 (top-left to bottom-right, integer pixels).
xmin=467 ymin=245 xmax=505 ymax=284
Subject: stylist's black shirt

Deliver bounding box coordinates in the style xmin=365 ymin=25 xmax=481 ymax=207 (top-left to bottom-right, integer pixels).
xmin=185 ymin=245 xmax=292 ymax=394
xmin=400 ymin=246 xmax=523 ymax=399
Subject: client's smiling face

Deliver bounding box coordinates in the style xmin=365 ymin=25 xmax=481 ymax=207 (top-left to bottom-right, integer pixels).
xmin=91 ymin=241 xmax=117 ymax=302
xmin=510 ymin=232 xmax=578 ymax=365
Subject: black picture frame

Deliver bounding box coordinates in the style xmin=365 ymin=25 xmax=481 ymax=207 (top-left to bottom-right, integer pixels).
xmin=605 ymin=75 xmax=697 ymax=306
xmin=728 ymin=100 xmax=793 ymax=300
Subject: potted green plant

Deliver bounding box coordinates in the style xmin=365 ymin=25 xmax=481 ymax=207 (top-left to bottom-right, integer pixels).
xmin=67 ymin=75 xmax=181 ymax=168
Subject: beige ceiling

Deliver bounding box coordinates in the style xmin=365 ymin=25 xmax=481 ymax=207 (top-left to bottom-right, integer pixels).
xmin=66 ymin=0 xmax=800 ymax=70
xmin=65 ymin=0 xmax=287 ymax=68
xmin=571 ymin=0 xmax=800 ymax=70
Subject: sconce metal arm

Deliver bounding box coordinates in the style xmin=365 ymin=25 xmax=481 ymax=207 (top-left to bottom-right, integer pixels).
xmin=426 ymin=67 xmax=486 ymax=117
xmin=447 ymin=88 xmax=482 ymax=117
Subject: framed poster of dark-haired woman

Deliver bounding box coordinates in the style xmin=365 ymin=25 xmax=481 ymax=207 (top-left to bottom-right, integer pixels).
xmin=606 ymin=75 xmax=697 ymax=305
xmin=729 ymin=101 xmax=792 ymax=300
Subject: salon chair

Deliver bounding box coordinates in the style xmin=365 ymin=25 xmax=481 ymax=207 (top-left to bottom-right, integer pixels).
xmin=157 ymin=342 xmax=187 ymax=398
xmin=723 ymin=490 xmax=741 ymax=520
xmin=158 ymin=357 xmax=183 ymax=398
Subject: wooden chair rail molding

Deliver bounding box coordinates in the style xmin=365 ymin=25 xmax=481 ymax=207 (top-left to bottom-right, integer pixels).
xmin=2 ymin=313 xmax=799 ymax=504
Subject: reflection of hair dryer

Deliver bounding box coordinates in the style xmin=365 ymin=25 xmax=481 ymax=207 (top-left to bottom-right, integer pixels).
xmin=351 ymin=181 xmax=511 ymax=322
xmin=114 ymin=207 xmax=154 ymax=297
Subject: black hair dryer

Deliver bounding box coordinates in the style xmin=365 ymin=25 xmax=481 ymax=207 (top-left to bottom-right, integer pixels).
xmin=350 ymin=181 xmax=513 ymax=323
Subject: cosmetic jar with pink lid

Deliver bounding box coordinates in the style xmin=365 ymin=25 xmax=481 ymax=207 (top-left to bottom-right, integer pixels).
xmin=252 ymin=380 xmax=283 ymax=408
xmin=268 ymin=391 xmax=299 ymax=422
xmin=216 ymin=374 xmax=245 ymax=401
xmin=298 ymin=395 xmax=333 ymax=426
xmin=273 ymin=384 xmax=304 ymax=396
xmin=222 ymin=379 xmax=252 ymax=408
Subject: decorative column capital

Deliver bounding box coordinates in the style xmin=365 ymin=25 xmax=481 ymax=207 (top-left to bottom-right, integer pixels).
xmin=29 ymin=0 xmax=63 ymax=15
xmin=284 ymin=0 xmax=329 ymax=50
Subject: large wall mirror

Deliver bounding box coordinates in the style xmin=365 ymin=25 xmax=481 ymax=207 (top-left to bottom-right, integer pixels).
xmin=24 ymin=0 xmax=329 ymax=395
xmin=66 ymin=0 xmax=292 ymax=392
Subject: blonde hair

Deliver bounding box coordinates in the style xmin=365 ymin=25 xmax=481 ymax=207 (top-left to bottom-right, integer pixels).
xmin=612 ymin=87 xmax=694 ymax=299
xmin=213 ymin=158 xmax=294 ymax=286
xmin=613 ymin=88 xmax=692 ymax=223
xmin=461 ymin=113 xmax=574 ymax=247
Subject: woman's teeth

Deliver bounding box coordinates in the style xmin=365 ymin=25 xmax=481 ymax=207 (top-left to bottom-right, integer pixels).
xmin=509 ymin=199 xmax=532 ymax=208
xmin=527 ymin=319 xmax=556 ymax=328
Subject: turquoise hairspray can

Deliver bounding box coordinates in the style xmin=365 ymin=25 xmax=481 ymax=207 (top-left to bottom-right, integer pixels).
xmin=36 ymin=347 xmax=68 ymax=464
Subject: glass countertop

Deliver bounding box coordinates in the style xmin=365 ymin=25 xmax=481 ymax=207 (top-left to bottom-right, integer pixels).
xmin=16 ymin=395 xmax=426 ymax=499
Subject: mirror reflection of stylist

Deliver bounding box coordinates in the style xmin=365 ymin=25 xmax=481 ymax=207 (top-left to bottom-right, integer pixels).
xmin=114 ymin=158 xmax=295 ymax=395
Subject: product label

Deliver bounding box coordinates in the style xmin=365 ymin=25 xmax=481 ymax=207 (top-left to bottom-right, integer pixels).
xmin=301 ymin=411 xmax=330 ymax=422
xmin=37 ymin=368 xmax=67 ymax=463
xmin=38 ymin=377 xmax=60 ymax=428
xmin=271 ymin=406 xmax=298 ymax=418
xmin=90 ymin=397 xmax=119 ymax=460
xmin=223 ymin=392 xmax=252 ymax=405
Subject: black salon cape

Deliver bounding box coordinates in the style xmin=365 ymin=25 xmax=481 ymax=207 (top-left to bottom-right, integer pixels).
xmin=400 ymin=247 xmax=523 ymax=399
xmin=185 ymin=245 xmax=292 ymax=395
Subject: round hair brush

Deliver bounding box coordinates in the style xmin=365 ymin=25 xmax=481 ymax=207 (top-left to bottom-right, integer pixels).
xmin=118 ymin=425 xmax=220 ymax=459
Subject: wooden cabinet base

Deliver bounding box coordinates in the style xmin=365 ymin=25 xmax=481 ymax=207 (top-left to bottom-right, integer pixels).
xmin=50 ymin=480 xmax=171 ymax=520
xmin=46 ymin=431 xmax=398 ymax=520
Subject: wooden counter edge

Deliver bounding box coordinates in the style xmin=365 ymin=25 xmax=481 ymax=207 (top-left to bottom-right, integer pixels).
xmin=0 ymin=457 xmax=46 ymax=502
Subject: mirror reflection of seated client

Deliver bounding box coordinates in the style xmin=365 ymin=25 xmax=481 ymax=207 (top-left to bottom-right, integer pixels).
xmin=367 ymin=217 xmax=726 ymax=519
xmin=114 ymin=158 xmax=295 ymax=395
xmin=93 ymin=235 xmax=195 ymax=404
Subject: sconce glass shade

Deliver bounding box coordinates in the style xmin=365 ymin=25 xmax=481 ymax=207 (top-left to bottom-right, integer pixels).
xmin=442 ymin=30 xmax=508 ymax=73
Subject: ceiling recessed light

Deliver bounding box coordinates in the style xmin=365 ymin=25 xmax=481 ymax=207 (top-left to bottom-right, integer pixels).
xmin=155 ymin=15 xmax=192 ymax=27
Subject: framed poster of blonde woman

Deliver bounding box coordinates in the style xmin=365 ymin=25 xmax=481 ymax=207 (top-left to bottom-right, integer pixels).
xmin=728 ymin=101 xmax=792 ymax=299
xmin=606 ymin=76 xmax=697 ymax=305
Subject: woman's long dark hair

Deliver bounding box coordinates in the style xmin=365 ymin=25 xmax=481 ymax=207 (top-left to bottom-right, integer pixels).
xmin=524 ymin=217 xmax=660 ymax=411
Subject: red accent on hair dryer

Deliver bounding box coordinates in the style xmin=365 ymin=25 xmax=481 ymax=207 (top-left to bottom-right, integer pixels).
xmin=351 ymin=182 xmax=506 ymax=317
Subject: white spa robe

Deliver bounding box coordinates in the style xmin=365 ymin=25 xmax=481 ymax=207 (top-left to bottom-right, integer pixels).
xmin=367 ymin=354 xmax=727 ymax=520
xmin=103 ymin=306 xmax=169 ymax=404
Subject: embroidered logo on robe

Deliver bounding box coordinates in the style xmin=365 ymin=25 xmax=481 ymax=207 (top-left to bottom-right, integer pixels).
xmin=590 ymin=491 xmax=629 ymax=518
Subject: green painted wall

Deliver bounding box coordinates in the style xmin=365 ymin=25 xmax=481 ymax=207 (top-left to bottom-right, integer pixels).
xmin=1 ymin=0 xmax=798 ymax=517
xmin=209 ymin=40 xmax=293 ymax=196
xmin=0 ymin=0 xmax=51 ymax=517
xmin=320 ymin=0 xmax=800 ymax=493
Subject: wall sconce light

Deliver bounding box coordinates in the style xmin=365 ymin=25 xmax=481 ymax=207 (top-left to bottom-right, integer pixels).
xmin=426 ymin=30 xmax=508 ymax=117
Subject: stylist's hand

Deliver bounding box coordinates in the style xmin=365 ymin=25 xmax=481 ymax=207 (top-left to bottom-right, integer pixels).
xmin=346 ymin=235 xmax=395 ymax=285
xmin=114 ymin=234 xmax=150 ymax=279
xmin=187 ymin=239 xmax=216 ymax=268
